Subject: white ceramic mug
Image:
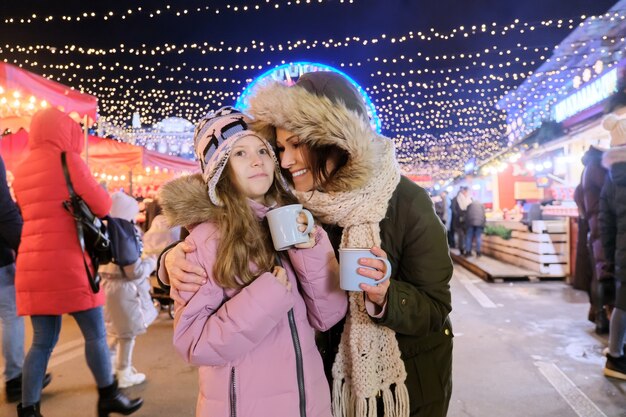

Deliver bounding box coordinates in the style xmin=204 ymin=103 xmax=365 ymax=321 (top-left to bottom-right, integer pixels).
xmin=339 ymin=248 xmax=391 ymax=291
xmin=266 ymin=204 xmax=315 ymax=251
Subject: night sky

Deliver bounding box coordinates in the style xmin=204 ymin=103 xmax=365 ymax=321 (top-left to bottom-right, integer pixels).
xmin=0 ymin=0 xmax=619 ymax=179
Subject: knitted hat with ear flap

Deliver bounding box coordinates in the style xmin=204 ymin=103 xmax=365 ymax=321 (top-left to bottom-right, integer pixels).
xmin=193 ymin=106 xmax=289 ymax=206
xmin=110 ymin=191 xmax=139 ymax=222
xmin=603 ymin=114 xmax=626 ymax=148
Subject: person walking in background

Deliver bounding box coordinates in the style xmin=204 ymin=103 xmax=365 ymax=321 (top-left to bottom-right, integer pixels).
xmin=142 ymin=214 xmax=181 ymax=258
xmin=99 ymin=191 xmax=158 ymax=388
xmin=161 ymin=73 xmax=454 ymax=417
xmin=573 ymin=182 xmax=596 ymax=327
xmin=435 ymin=191 xmax=452 ymax=245
xmin=141 ymin=197 xmax=162 ymax=233
xmin=576 ymin=145 xmax=614 ymax=334
xmin=599 ymin=114 xmax=626 ymax=381
xmin=12 ymin=108 xmax=142 ymax=417
xmin=0 ymin=155 xmax=52 ymax=403
xmin=161 ymin=107 xmax=347 ymax=417
xmin=464 ymin=199 xmax=486 ymax=257
xmin=452 ymin=186 xmax=472 ymax=255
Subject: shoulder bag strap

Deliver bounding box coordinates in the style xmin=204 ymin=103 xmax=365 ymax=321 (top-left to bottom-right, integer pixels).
xmin=61 ymin=152 xmax=99 ymax=290
xmin=61 ymin=152 xmax=77 ymax=198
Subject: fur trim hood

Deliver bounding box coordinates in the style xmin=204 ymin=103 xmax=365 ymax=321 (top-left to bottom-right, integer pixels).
xmin=158 ymin=174 xmax=219 ymax=228
xmin=602 ymin=146 xmax=626 ymax=187
xmin=602 ymin=146 xmax=626 ymax=169
xmin=247 ymin=79 xmax=391 ymax=192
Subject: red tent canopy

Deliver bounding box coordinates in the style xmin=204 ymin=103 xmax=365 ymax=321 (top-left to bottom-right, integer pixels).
xmin=0 ymin=62 xmax=97 ymax=133
xmin=0 ymin=129 xmax=29 ymax=172
xmin=1 ymin=130 xmax=198 ymax=195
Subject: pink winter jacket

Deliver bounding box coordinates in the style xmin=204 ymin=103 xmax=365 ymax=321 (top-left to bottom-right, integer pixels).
xmin=173 ymin=203 xmax=347 ymax=417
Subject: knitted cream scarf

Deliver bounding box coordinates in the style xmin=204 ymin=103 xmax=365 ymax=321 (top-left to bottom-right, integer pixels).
xmin=296 ymin=137 xmax=409 ymax=417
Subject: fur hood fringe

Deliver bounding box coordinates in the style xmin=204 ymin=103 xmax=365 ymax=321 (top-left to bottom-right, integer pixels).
xmin=602 ymin=146 xmax=626 ymax=169
xmin=159 ymin=174 xmax=219 ymax=228
xmin=247 ymin=81 xmax=392 ymax=192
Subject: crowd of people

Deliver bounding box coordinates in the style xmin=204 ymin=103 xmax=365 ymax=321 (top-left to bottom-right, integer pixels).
xmin=3 ymin=69 xmax=625 ymax=417
xmin=435 ymin=186 xmax=486 ymax=258
xmin=574 ymin=114 xmax=626 ymax=381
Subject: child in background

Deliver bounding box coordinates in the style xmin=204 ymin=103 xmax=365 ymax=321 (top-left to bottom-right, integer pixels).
xmin=142 ymin=214 xmax=181 ymax=257
xmin=99 ymin=192 xmax=158 ymax=388
xmin=159 ymin=107 xmax=347 ymax=417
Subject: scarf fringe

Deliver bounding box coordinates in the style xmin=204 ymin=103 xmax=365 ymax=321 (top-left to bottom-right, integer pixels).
xmin=333 ymin=379 xmax=411 ymax=417
xmin=382 ymin=387 xmax=395 ymax=417
xmin=394 ymin=383 xmax=410 ymax=417
xmin=332 ymin=378 xmax=348 ymax=417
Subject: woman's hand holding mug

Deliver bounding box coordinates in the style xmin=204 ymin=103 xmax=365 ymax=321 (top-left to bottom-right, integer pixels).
xmin=165 ymin=241 xmax=206 ymax=304
xmin=358 ymin=246 xmax=391 ymax=306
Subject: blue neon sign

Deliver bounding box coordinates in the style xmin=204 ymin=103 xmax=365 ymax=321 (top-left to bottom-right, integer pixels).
xmin=235 ymin=62 xmax=381 ymax=133
xmin=554 ymin=69 xmax=618 ymax=122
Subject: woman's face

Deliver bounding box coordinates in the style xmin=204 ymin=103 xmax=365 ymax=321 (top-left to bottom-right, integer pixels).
xmin=275 ymin=127 xmax=315 ymax=192
xmin=228 ymin=135 xmax=275 ymax=203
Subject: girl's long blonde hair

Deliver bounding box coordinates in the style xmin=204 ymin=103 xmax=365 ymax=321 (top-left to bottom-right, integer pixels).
xmin=211 ymin=164 xmax=296 ymax=289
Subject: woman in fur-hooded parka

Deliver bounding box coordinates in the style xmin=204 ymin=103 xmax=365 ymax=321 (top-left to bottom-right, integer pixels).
xmin=247 ymin=72 xmax=453 ymax=417
xmin=13 ymin=108 xmax=112 ymax=315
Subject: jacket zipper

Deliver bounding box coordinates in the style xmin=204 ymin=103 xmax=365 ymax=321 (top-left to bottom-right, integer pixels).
xmin=274 ymin=253 xmax=306 ymax=416
xmin=288 ymin=309 xmax=306 ymax=417
xmin=230 ymin=367 xmax=237 ymax=417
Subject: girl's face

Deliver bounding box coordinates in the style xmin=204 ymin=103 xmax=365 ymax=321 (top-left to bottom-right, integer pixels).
xmin=275 ymin=127 xmax=314 ymax=192
xmin=228 ymin=135 xmax=275 ymax=203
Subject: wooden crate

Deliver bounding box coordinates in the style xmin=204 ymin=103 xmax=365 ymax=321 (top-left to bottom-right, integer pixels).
xmin=482 ymin=220 xmax=569 ymax=278
xmin=531 ymin=220 xmax=567 ymax=234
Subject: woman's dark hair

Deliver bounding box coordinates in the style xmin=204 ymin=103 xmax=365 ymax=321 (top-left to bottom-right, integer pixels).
xmin=261 ymin=124 xmax=349 ymax=192
xmin=305 ymin=143 xmax=349 ymax=191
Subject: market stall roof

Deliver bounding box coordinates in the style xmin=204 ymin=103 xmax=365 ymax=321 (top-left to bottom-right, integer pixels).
xmin=498 ymin=0 xmax=626 ymax=144
xmin=0 ymin=129 xmax=197 ymax=175
xmin=0 ymin=62 xmax=97 ymax=133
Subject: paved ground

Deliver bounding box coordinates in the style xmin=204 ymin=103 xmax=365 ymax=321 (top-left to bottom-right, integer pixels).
xmin=1 ymin=263 xmax=625 ymax=417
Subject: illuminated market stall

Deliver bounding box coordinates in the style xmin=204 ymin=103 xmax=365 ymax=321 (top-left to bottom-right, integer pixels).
xmin=465 ymin=3 xmax=626 ymax=279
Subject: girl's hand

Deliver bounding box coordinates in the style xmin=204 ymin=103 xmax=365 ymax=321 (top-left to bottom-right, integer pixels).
xmin=272 ymin=266 xmax=291 ymax=291
xmin=294 ymin=225 xmax=318 ymax=249
xmin=358 ymin=246 xmax=391 ymax=307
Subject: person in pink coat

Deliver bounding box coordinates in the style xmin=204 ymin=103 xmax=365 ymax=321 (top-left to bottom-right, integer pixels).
xmin=12 ymin=108 xmax=142 ymax=417
xmin=159 ymin=106 xmax=347 ymax=417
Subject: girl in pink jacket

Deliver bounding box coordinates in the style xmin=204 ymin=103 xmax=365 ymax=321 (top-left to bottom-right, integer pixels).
xmin=159 ymin=107 xmax=347 ymax=417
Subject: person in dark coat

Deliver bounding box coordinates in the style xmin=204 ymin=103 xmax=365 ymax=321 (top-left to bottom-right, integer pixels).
xmin=578 ymin=146 xmax=614 ymax=334
xmin=451 ymin=186 xmax=471 ymax=255
xmin=464 ymin=200 xmax=486 ymax=257
xmin=0 ymin=155 xmax=53 ymax=403
xmin=572 ymin=183 xmax=595 ymax=323
xmin=599 ymin=114 xmax=626 ymax=381
xmin=160 ymin=72 xmax=454 ymax=417
xmin=0 ymin=153 xmax=25 ymax=401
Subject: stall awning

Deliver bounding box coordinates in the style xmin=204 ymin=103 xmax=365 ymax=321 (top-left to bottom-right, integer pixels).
xmin=1 ymin=130 xmax=198 ymax=177
xmin=0 ymin=63 xmax=98 ymax=133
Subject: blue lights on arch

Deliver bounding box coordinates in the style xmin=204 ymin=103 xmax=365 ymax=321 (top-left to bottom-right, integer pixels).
xmin=235 ymin=62 xmax=381 ymax=133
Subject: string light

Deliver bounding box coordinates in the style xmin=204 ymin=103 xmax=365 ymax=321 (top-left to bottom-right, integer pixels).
xmin=2 ymin=1 xmax=356 ymax=24
xmin=3 ymin=6 xmax=623 ymax=180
